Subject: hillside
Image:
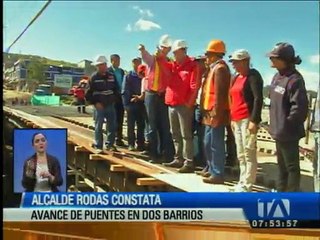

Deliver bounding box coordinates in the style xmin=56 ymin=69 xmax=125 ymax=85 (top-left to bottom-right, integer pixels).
xmin=3 ymin=52 xmax=77 ymax=68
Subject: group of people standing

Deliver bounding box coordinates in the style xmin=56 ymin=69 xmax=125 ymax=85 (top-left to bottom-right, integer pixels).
xmin=85 ymin=34 xmax=319 ymax=192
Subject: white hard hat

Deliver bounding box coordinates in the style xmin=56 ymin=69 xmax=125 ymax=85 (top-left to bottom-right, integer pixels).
xmin=228 ymin=49 xmax=250 ymax=62
xmin=172 ymin=40 xmax=188 ymax=52
xmin=92 ymin=55 xmax=107 ymax=66
xmin=159 ymin=34 xmax=172 ymax=48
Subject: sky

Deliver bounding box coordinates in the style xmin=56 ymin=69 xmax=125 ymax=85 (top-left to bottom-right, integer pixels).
xmin=3 ymin=1 xmax=320 ymax=90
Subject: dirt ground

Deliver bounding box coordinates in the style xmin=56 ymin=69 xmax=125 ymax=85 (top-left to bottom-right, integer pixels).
xmin=3 ymin=90 xmax=32 ymax=101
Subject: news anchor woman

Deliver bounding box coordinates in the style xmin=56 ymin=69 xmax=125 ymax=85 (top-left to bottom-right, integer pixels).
xmin=22 ymin=132 xmax=63 ymax=192
xmin=267 ymin=42 xmax=308 ymax=192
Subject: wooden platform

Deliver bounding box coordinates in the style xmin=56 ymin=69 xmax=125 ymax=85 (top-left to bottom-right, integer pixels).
xmin=151 ymin=173 xmax=231 ymax=192
xmin=4 ymin=107 xmax=233 ymax=192
xmin=4 ymin=106 xmax=315 ymax=192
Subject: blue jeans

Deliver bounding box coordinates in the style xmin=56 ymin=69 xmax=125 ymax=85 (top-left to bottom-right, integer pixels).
xmin=94 ymin=104 xmax=116 ymax=148
xmin=314 ymin=133 xmax=320 ymax=192
xmin=204 ymin=125 xmax=226 ymax=177
xmin=125 ymin=103 xmax=146 ymax=147
xmin=145 ymin=120 xmax=150 ymax=142
xmin=193 ymin=105 xmax=206 ymax=167
xmin=93 ymin=109 xmax=97 ymax=121
xmin=144 ymin=91 xmax=175 ymax=162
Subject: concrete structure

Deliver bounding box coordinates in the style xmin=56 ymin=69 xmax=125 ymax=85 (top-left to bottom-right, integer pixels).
xmin=4 ymin=58 xmax=96 ymax=92
xmin=77 ymin=59 xmax=96 ymax=76
xmin=44 ymin=64 xmax=85 ymax=86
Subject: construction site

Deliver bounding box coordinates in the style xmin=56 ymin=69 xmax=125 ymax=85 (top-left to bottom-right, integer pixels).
xmin=3 ymin=0 xmax=320 ymax=239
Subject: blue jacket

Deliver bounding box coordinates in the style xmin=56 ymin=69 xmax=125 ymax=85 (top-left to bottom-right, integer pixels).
xmin=122 ymin=70 xmax=143 ymax=106
xmin=108 ymin=66 xmax=125 ymax=94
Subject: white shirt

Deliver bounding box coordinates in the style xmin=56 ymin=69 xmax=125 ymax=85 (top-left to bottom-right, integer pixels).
xmin=33 ymin=162 xmax=52 ymax=192
xmin=196 ymin=76 xmax=206 ymax=105
xmin=141 ymin=77 xmax=147 ymax=94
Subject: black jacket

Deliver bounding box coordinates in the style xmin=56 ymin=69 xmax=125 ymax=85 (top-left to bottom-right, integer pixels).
xmin=269 ymin=69 xmax=308 ymax=141
xmin=22 ymin=153 xmax=63 ymax=192
xmin=231 ymin=68 xmax=264 ymax=124
xmin=85 ymin=71 xmax=117 ymax=107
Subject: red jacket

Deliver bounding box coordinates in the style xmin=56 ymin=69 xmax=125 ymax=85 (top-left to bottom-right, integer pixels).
xmin=141 ymin=50 xmax=172 ymax=93
xmin=74 ymin=87 xmax=85 ymax=100
xmin=165 ymin=56 xmax=201 ymax=107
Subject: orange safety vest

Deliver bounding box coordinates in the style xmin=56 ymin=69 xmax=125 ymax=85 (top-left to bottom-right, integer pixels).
xmin=201 ymin=60 xmax=228 ymax=111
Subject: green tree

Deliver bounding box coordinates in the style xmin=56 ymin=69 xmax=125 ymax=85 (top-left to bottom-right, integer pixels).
xmin=27 ymin=61 xmax=46 ymax=83
xmin=26 ymin=61 xmax=46 ymax=91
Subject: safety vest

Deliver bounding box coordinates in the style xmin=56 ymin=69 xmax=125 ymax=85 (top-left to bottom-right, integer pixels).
xmin=201 ymin=60 xmax=228 ymax=111
xmin=151 ymin=59 xmax=161 ymax=91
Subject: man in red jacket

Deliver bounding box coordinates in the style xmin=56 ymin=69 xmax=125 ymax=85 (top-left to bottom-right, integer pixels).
xmin=163 ymin=40 xmax=202 ymax=173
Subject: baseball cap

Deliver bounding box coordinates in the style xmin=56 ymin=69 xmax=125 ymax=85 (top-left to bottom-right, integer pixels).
xmin=266 ymin=42 xmax=295 ymax=61
xmin=137 ymin=64 xmax=147 ymax=74
xmin=195 ymin=55 xmax=206 ymax=61
xmin=229 ymin=49 xmax=250 ymax=62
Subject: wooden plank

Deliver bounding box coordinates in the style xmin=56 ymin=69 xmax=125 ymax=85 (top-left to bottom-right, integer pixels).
xmin=89 ymin=154 xmax=105 ymax=160
xmin=136 ymin=177 xmax=166 ymax=186
xmin=74 ymin=146 xmax=90 ymax=152
xmin=151 ymin=173 xmax=232 ymax=192
xmin=26 ymin=122 xmax=34 ymax=127
xmin=110 ymin=164 xmax=128 ymax=172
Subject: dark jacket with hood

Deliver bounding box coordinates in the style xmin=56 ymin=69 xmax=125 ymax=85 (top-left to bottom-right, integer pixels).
xmin=269 ymin=68 xmax=308 ymax=141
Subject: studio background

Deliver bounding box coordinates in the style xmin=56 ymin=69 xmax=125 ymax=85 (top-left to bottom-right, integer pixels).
xmin=13 ymin=129 xmax=67 ymax=193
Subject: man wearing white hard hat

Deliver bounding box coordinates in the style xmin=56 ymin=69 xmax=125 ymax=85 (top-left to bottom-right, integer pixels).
xmin=163 ymin=40 xmax=202 ymax=173
xmin=138 ymin=34 xmax=175 ymax=164
xmin=85 ymin=55 xmax=117 ymax=153
xmin=228 ymin=49 xmax=263 ymax=192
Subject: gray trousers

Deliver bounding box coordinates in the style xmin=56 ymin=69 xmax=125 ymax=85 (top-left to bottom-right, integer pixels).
xmin=232 ymin=118 xmax=257 ymax=190
xmin=276 ymin=140 xmax=300 ymax=192
xmin=168 ymin=105 xmax=194 ymax=163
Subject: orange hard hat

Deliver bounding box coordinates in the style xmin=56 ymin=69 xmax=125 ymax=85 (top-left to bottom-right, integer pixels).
xmin=206 ymin=40 xmax=226 ymax=54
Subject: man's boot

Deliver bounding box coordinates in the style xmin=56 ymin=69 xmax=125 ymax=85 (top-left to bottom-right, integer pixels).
xmin=178 ymin=160 xmax=194 ymax=173
xmin=163 ymin=158 xmax=184 ymax=168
